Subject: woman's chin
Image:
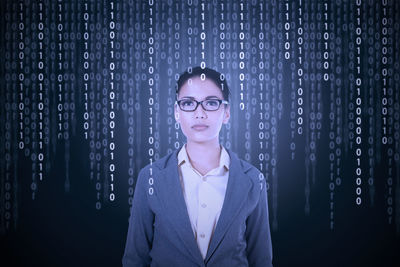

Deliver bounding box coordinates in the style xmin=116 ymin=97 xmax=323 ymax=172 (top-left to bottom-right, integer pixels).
xmin=186 ymin=134 xmax=218 ymax=144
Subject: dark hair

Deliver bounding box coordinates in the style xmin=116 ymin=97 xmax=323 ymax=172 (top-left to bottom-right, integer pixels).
xmin=176 ymin=66 xmax=230 ymax=102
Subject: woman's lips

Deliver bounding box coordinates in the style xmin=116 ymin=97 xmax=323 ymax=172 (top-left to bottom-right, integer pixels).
xmin=192 ymin=124 xmax=209 ymax=131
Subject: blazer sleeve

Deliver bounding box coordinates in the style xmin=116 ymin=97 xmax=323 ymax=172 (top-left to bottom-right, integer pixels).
xmin=122 ymin=168 xmax=154 ymax=267
xmin=245 ymin=177 xmax=273 ymax=267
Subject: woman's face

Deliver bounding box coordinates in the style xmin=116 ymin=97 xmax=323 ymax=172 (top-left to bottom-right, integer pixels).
xmin=174 ymin=77 xmax=230 ymax=144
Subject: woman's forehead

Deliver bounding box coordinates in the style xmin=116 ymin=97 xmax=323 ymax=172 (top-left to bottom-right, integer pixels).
xmin=179 ymin=77 xmax=223 ymax=98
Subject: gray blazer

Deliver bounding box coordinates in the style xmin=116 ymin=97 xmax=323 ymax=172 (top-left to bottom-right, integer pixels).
xmin=122 ymin=147 xmax=273 ymax=267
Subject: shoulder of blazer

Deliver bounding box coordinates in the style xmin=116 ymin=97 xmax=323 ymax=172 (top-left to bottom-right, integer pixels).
xmin=137 ymin=148 xmax=180 ymax=176
xmin=224 ymin=148 xmax=266 ymax=194
xmin=227 ymin=149 xmax=266 ymax=192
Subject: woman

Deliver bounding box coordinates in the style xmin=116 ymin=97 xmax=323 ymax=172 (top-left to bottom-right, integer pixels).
xmin=122 ymin=67 xmax=273 ymax=267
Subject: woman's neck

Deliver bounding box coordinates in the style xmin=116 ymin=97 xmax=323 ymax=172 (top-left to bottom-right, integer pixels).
xmin=185 ymin=139 xmax=221 ymax=174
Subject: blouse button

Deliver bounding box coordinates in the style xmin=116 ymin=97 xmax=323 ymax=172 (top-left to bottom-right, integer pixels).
xmin=201 ymin=203 xmax=207 ymax=208
xmin=200 ymin=233 xmax=205 ymax=238
xmin=202 ymin=177 xmax=207 ymax=182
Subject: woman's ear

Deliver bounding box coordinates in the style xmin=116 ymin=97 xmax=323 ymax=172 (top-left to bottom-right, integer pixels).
xmin=222 ymin=105 xmax=230 ymax=124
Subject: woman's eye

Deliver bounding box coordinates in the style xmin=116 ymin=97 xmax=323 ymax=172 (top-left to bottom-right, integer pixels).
xmin=206 ymin=100 xmax=219 ymax=106
xmin=182 ymin=100 xmax=194 ymax=106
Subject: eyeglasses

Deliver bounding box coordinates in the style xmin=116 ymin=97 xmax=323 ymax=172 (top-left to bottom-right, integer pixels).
xmin=175 ymin=98 xmax=229 ymax=112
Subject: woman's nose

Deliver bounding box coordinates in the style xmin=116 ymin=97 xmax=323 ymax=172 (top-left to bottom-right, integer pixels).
xmin=194 ymin=104 xmax=207 ymax=119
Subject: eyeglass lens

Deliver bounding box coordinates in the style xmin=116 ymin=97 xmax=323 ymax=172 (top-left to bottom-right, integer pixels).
xmin=179 ymin=99 xmax=221 ymax=111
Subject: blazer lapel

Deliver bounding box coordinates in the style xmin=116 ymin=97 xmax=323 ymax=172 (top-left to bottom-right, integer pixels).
xmin=205 ymin=149 xmax=252 ymax=263
xmin=155 ymin=150 xmax=204 ymax=263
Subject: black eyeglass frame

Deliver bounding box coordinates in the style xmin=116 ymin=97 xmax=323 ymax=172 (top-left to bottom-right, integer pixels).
xmin=175 ymin=99 xmax=229 ymax=112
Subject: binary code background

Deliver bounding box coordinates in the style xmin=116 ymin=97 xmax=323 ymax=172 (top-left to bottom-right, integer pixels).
xmin=1 ymin=0 xmax=400 ymax=266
